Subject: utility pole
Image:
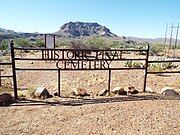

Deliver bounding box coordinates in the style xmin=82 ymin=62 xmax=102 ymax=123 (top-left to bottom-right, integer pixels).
xmin=164 ymin=23 xmax=168 ymax=46
xmin=169 ymin=23 xmax=174 ymax=47
xmin=174 ymin=23 xmax=179 ymax=58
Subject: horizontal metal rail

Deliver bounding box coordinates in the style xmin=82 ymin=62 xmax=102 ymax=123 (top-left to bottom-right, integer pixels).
xmin=0 ymin=75 xmax=13 ymax=77
xmin=0 ymin=62 xmax=12 ymax=65
xmin=147 ymin=71 xmax=180 ymax=74
xmin=15 ymin=67 xmax=146 ymax=71
xmin=148 ymin=60 xmax=180 ymax=63
xmin=13 ymin=47 xmax=148 ymax=52
xmin=14 ymin=58 xmax=147 ymax=61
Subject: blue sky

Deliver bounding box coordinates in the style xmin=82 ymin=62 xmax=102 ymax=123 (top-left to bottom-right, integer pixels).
xmin=0 ymin=0 xmax=180 ymax=38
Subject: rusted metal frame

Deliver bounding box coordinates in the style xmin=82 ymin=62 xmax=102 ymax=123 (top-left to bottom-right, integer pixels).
xmin=13 ymin=47 xmax=148 ymax=98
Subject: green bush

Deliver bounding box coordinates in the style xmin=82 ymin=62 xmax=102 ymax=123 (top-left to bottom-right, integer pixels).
xmin=14 ymin=38 xmax=30 ymax=47
xmin=148 ymin=64 xmax=164 ymax=72
xmin=0 ymin=39 xmax=9 ymax=50
xmin=124 ymin=60 xmax=144 ymax=68
xmin=149 ymin=43 xmax=164 ymax=55
xmin=110 ymin=41 xmax=125 ymax=48
xmin=85 ymin=37 xmax=109 ymax=49
xmin=35 ymin=39 xmax=44 ymax=48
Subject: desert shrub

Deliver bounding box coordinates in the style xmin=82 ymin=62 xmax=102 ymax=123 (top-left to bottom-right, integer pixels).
xmin=148 ymin=62 xmax=178 ymax=72
xmin=85 ymin=37 xmax=109 ymax=49
xmin=148 ymin=64 xmax=164 ymax=72
xmin=110 ymin=41 xmax=125 ymax=48
xmin=56 ymin=40 xmax=69 ymax=47
xmin=124 ymin=60 xmax=144 ymax=68
xmin=0 ymin=39 xmax=9 ymax=50
xmin=14 ymin=38 xmax=30 ymax=47
xmin=176 ymin=45 xmax=180 ymax=49
xmin=124 ymin=60 xmax=133 ymax=67
xmin=132 ymin=62 xmax=144 ymax=68
xmin=149 ymin=43 xmax=164 ymax=55
xmin=27 ymin=87 xmax=36 ymax=98
xmin=35 ymin=39 xmax=44 ymax=48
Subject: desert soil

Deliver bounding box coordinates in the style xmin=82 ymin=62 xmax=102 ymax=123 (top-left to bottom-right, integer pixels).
xmin=0 ymin=50 xmax=180 ymax=135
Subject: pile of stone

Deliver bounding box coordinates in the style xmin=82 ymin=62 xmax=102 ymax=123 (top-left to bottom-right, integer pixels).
xmin=34 ymin=86 xmax=53 ymax=99
xmin=97 ymin=86 xmax=139 ymax=96
xmin=0 ymin=93 xmax=12 ymax=106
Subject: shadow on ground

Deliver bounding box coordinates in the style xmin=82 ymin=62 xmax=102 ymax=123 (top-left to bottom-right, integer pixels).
xmin=7 ymin=94 xmax=180 ymax=107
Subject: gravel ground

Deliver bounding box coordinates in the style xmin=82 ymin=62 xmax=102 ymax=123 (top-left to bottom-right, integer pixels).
xmin=0 ymin=99 xmax=180 ymax=135
xmin=0 ymin=51 xmax=180 ymax=135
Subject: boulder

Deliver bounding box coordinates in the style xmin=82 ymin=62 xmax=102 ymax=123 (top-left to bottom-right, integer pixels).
xmin=128 ymin=86 xmax=139 ymax=94
xmin=0 ymin=93 xmax=12 ymax=106
xmin=111 ymin=87 xmax=127 ymax=95
xmin=34 ymin=86 xmax=52 ymax=99
xmin=72 ymin=88 xmax=90 ymax=97
xmin=97 ymin=89 xmax=109 ymax=96
xmin=161 ymin=87 xmax=179 ymax=96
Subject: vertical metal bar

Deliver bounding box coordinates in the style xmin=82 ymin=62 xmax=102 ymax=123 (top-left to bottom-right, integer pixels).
xmin=108 ymin=70 xmax=111 ymax=92
xmin=42 ymin=49 xmax=44 ymax=59
xmin=58 ymin=69 xmax=61 ymax=97
xmin=45 ymin=34 xmax=47 ymax=48
xmin=10 ymin=40 xmax=18 ymax=99
xmin=143 ymin=45 xmax=150 ymax=92
xmin=53 ymin=34 xmax=55 ymax=49
xmin=0 ymin=66 xmax=1 ymax=86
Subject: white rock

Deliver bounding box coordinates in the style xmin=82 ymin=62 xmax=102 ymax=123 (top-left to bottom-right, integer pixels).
xmin=35 ymin=86 xmax=51 ymax=99
xmin=98 ymin=89 xmax=109 ymax=96
xmin=145 ymin=87 xmax=154 ymax=93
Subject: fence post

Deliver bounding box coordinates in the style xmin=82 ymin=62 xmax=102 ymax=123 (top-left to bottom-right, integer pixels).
xmin=0 ymin=66 xmax=1 ymax=86
xmin=58 ymin=69 xmax=61 ymax=97
xmin=10 ymin=40 xmax=18 ymax=99
xmin=108 ymin=69 xmax=111 ymax=92
xmin=143 ymin=44 xmax=150 ymax=92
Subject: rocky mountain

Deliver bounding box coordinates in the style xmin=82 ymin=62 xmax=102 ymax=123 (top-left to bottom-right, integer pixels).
xmin=55 ymin=21 xmax=117 ymax=38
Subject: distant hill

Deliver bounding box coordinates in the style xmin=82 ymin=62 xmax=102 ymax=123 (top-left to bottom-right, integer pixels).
xmin=55 ymin=21 xmax=117 ymax=38
xmin=127 ymin=36 xmax=180 ymax=45
xmin=0 ymin=28 xmax=43 ymax=41
xmin=1 ymin=24 xmax=179 ymax=45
